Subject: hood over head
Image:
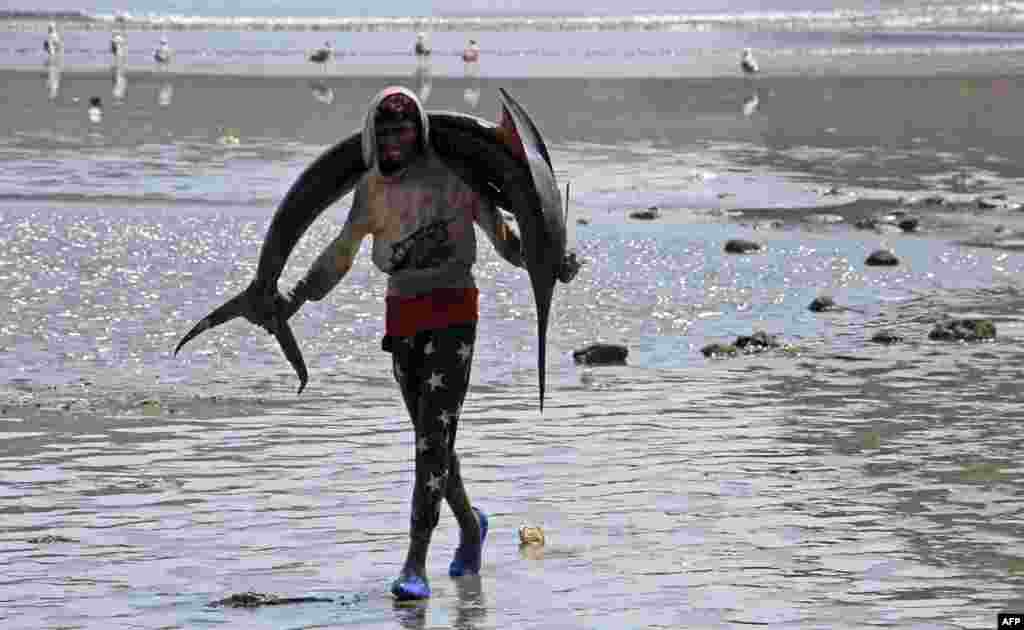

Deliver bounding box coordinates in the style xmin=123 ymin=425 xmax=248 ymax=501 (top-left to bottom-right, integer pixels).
xmin=361 ymin=86 xmax=430 ymax=171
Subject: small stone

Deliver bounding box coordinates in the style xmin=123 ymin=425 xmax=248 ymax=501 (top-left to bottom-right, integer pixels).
xmin=573 ymin=343 xmax=628 ymax=366
xmin=701 ymin=343 xmax=738 ymax=358
xmin=869 ymin=330 xmax=903 ymax=344
xmin=928 ymin=318 xmax=996 ymax=342
xmin=865 ymin=250 xmax=899 ymax=266
xmin=808 ymin=296 xmax=838 ymax=312
xmin=576 ymin=217 xmax=590 ymax=225
xmin=724 ymin=239 xmax=761 ymax=254
xmin=735 ymin=331 xmax=780 ymax=352
xmin=629 ymin=206 xmax=660 ymax=220
xmin=897 ymin=217 xmax=919 ymax=232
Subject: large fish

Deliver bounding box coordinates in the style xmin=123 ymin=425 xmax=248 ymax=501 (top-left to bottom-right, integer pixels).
xmin=175 ymin=90 xmax=566 ymax=409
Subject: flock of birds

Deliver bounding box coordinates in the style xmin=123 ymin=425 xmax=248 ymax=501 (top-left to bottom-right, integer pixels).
xmin=42 ymin=24 xmax=759 ymax=119
xmin=43 ymin=22 xmax=174 ymax=68
xmin=306 ymin=32 xmax=481 ymax=68
xmin=42 ymin=23 xmax=761 ymax=76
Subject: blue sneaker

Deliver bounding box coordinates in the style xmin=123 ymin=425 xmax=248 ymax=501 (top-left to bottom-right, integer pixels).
xmin=390 ymin=574 xmax=431 ymax=601
xmin=449 ymin=506 xmax=488 ymax=577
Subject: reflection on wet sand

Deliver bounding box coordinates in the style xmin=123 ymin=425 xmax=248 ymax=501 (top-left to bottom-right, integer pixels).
xmin=742 ymin=90 xmax=760 ymax=117
xmin=414 ymin=56 xmax=432 ymax=105
xmin=463 ymin=59 xmax=481 ymax=110
xmin=309 ymin=79 xmax=334 ymax=105
xmin=112 ymin=66 xmax=127 ymax=103
xmin=390 ymin=575 xmax=486 ymax=629
xmin=452 ymin=576 xmax=486 ymax=630
xmin=158 ymin=81 xmax=173 ymax=107
xmin=46 ymin=62 xmax=60 ymax=101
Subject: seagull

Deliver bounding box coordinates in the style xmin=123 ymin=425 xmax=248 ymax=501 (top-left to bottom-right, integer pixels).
xmin=88 ymin=96 xmax=103 ymax=123
xmin=414 ymin=32 xmax=431 ymax=57
xmin=111 ymin=32 xmax=126 ymax=62
xmin=740 ymin=48 xmax=759 ymax=75
xmin=43 ymin=23 xmax=62 ymax=60
xmin=462 ymin=39 xmax=479 ymax=63
xmin=154 ymin=36 xmax=172 ymax=66
xmin=308 ymin=42 xmax=333 ymax=68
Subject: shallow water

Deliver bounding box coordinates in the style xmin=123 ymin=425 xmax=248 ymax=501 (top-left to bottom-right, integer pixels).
xmin=3 ymin=198 xmax=1024 ymax=629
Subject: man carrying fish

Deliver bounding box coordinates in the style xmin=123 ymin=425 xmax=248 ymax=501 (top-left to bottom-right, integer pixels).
xmin=282 ymin=87 xmax=580 ymax=600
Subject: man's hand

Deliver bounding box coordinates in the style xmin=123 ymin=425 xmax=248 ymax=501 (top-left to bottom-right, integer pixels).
xmin=246 ymin=287 xmax=303 ymax=335
xmin=557 ymin=251 xmax=584 ymax=283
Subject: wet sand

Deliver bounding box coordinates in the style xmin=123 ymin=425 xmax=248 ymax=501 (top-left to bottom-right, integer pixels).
xmin=3 ymin=64 xmax=1024 ymax=629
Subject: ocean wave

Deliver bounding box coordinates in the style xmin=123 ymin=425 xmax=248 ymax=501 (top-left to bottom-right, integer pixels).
xmin=0 ymin=191 xmax=276 ymax=207
xmin=4 ymin=4 xmax=1024 ymax=33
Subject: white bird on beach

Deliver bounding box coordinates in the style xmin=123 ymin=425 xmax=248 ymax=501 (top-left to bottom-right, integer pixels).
xmin=462 ymin=39 xmax=480 ymax=64
xmin=414 ymin=32 xmax=431 ymax=57
xmin=154 ymin=36 xmax=172 ymax=66
xmin=740 ymin=48 xmax=759 ymax=75
xmin=111 ymin=32 xmax=126 ymax=63
xmin=43 ymin=23 xmax=63 ymax=60
xmin=88 ymin=96 xmax=103 ymax=123
xmin=308 ymin=42 xmax=333 ymax=68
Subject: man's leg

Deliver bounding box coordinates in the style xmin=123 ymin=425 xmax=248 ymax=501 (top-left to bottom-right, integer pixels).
xmin=390 ymin=333 xmax=433 ymax=599
xmin=391 ymin=325 xmax=477 ymax=597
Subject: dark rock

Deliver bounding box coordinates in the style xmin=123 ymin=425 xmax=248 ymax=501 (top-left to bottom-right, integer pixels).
xmin=806 ymin=213 xmax=844 ymax=225
xmin=573 ymin=343 xmax=628 ymax=366
xmin=701 ymin=343 xmax=738 ymax=358
xmin=856 ymin=211 xmax=919 ymax=233
xmin=28 ymin=535 xmax=77 ymax=544
xmin=869 ymin=330 xmax=903 ymax=344
xmin=629 ymin=206 xmax=660 ymax=220
xmin=865 ymin=250 xmax=899 ymax=266
xmin=808 ymin=296 xmax=838 ymax=312
xmin=928 ymin=319 xmax=996 ymax=342
xmin=209 ymin=592 xmax=335 ymax=608
xmin=724 ymin=239 xmax=762 ymax=254
xmin=921 ymin=195 xmax=946 ymax=206
xmin=734 ymin=331 xmax=780 ymax=352
xmin=576 ymin=217 xmax=590 ymax=225
xmin=897 ymin=217 xmax=919 ymax=232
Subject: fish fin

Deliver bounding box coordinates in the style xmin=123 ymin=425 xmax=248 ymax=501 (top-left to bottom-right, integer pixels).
xmin=173 ymin=291 xmax=248 ymax=355
xmin=175 ymin=283 xmax=310 ymax=394
xmin=272 ymin=319 xmax=309 ymax=394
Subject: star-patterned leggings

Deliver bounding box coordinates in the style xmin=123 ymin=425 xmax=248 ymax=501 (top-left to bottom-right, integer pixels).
xmin=387 ymin=323 xmax=476 ymax=540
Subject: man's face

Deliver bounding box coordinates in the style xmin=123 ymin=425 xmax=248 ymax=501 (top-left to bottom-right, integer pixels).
xmin=376 ymin=120 xmax=420 ymax=174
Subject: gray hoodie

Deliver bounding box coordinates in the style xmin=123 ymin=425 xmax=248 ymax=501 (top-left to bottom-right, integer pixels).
xmin=302 ymin=86 xmax=522 ymax=301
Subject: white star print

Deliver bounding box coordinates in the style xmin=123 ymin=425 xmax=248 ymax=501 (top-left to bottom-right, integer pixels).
xmin=424 ymin=340 xmax=435 ymax=355
xmin=427 ymin=371 xmax=445 ymax=391
xmin=417 ymin=437 xmax=430 ymax=453
xmin=438 ymin=409 xmax=454 ymax=427
xmin=426 ymin=472 xmax=445 ymax=493
xmin=456 ymin=342 xmax=472 ymax=363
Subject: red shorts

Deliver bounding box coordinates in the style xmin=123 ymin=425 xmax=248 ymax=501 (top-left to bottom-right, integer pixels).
xmin=385 ymin=287 xmax=479 ymax=337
